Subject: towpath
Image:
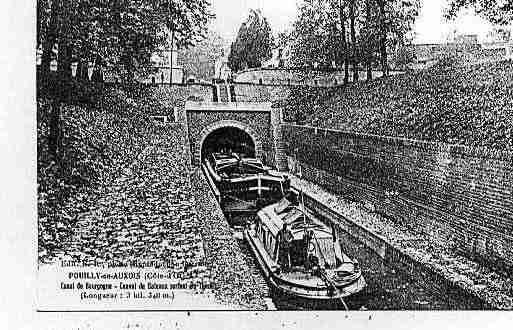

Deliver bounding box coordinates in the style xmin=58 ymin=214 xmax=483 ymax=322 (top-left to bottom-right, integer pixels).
xmin=41 ymin=124 xmax=267 ymax=309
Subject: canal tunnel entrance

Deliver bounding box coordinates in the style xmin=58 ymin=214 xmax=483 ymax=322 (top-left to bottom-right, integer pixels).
xmin=201 ymin=126 xmax=256 ymax=162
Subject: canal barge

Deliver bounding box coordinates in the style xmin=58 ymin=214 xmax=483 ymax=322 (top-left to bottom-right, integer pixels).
xmin=203 ymin=152 xmax=291 ymax=217
xmin=244 ymin=194 xmax=366 ymax=302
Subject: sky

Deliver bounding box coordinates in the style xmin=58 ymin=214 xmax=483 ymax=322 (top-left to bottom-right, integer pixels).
xmin=210 ymin=0 xmax=501 ymax=44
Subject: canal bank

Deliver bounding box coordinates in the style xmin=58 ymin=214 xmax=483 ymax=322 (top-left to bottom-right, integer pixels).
xmin=291 ymin=176 xmax=513 ymax=310
xmin=41 ymin=124 xmax=271 ymax=310
xmin=40 ymin=126 xmax=241 ymax=310
xmin=192 ymin=163 xmax=507 ymax=310
xmin=190 ymin=169 xmax=271 ymax=310
xmin=190 ymin=158 xmax=512 ymax=310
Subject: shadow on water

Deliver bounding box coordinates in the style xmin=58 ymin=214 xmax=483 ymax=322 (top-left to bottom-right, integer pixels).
xmin=233 ymin=215 xmax=488 ymax=311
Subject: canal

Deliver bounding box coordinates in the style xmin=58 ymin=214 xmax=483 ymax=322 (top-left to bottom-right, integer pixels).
xmin=233 ymin=216 xmax=487 ymax=310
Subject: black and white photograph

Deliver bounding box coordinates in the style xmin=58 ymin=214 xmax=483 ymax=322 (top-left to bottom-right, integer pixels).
xmin=3 ymin=0 xmax=513 ymax=328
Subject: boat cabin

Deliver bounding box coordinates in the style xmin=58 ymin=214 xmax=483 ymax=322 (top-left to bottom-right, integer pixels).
xmin=246 ymin=194 xmax=366 ymax=300
xmin=255 ymin=196 xmax=346 ymax=271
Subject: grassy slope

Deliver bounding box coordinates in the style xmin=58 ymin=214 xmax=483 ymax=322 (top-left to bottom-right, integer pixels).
xmin=282 ymin=61 xmax=513 ymax=152
xmin=37 ymin=88 xmax=154 ymax=261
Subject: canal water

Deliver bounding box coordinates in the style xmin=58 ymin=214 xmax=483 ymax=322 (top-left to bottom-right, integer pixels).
xmin=233 ymin=218 xmax=487 ymax=310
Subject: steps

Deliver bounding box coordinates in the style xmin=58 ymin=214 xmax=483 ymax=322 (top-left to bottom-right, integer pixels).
xmin=212 ymin=83 xmax=236 ymax=103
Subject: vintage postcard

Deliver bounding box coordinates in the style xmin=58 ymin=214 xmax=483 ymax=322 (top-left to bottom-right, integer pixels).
xmin=28 ymin=0 xmax=513 ymax=328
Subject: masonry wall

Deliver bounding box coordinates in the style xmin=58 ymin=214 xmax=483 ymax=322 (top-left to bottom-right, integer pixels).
xmin=234 ymin=68 xmax=403 ymax=86
xmin=283 ymin=125 xmax=513 ymax=271
xmin=186 ymin=110 xmax=273 ymax=166
xmin=232 ymin=84 xmax=292 ymax=103
xmin=136 ymin=84 xmax=290 ymax=169
xmin=130 ymin=83 xmax=292 ymax=118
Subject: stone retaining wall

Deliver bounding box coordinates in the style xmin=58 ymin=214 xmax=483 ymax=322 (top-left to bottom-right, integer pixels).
xmin=283 ymin=125 xmax=513 ymax=272
xmin=300 ymin=190 xmax=491 ymax=309
xmin=234 ymin=68 xmax=404 ymax=86
xmin=122 ymin=83 xmax=292 ymax=118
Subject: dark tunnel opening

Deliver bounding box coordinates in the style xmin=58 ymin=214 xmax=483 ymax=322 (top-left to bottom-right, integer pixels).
xmin=201 ymin=127 xmax=256 ymax=161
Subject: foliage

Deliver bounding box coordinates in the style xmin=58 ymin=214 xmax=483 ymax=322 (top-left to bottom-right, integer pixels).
xmin=276 ymin=86 xmax=335 ymax=123
xmin=289 ymin=0 xmax=342 ymax=68
xmin=444 ymin=0 xmax=513 ymax=26
xmin=166 ymin=0 xmax=215 ymax=50
xmin=281 ymin=61 xmax=513 ymax=152
xmin=275 ymin=30 xmax=291 ymax=51
xmin=37 ymin=0 xmax=214 ymax=81
xmin=391 ymin=45 xmax=416 ymax=70
xmin=288 ymin=0 xmax=421 ymax=71
xmin=385 ymin=0 xmax=421 ymax=45
xmin=227 ymin=9 xmax=274 ymax=72
xmin=178 ymin=30 xmax=226 ymax=81
xmin=37 ymin=88 xmax=154 ymax=260
xmin=432 ymin=51 xmax=461 ymax=70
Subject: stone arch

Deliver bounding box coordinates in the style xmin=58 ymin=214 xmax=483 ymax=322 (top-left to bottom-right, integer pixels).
xmin=197 ymin=120 xmax=263 ymax=164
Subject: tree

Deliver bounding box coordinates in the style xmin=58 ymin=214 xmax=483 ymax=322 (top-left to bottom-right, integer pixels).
xmin=37 ymin=0 xmax=51 ymax=47
xmin=377 ymin=0 xmax=388 ymax=77
xmin=338 ymin=0 xmax=350 ymax=83
xmin=164 ymin=0 xmax=214 ymax=84
xmin=289 ymin=1 xmax=343 ymax=70
xmin=288 ymin=0 xmax=419 ymax=82
xmin=37 ymin=0 xmax=214 ymax=83
xmin=37 ymin=0 xmax=214 ymax=159
xmin=228 ymin=9 xmax=274 ymax=72
xmin=275 ymin=30 xmax=291 ymax=67
xmin=385 ymin=0 xmax=420 ymax=71
xmin=178 ymin=30 xmax=226 ymax=81
xmin=276 ymin=30 xmax=291 ymax=50
xmin=363 ymin=0 xmax=376 ymax=81
xmin=349 ymin=0 xmax=359 ymax=82
xmin=445 ymin=0 xmax=513 ymax=26
xmin=166 ymin=0 xmax=214 ymax=49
